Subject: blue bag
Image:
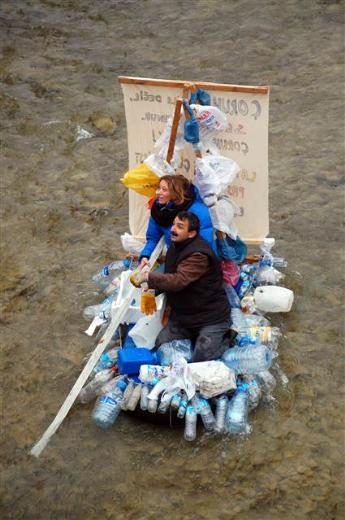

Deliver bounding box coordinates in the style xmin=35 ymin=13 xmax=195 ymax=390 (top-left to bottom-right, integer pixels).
xmin=189 ymin=88 xmax=211 ymax=106
xmin=183 ymin=98 xmax=199 ymax=144
xmin=216 ymin=235 xmax=248 ymax=264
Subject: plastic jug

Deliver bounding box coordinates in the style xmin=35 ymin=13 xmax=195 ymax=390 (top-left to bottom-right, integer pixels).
xmin=254 ymin=286 xmax=294 ymax=313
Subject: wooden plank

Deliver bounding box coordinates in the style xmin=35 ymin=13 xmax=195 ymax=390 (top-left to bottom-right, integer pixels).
xmin=166 ymin=98 xmax=182 ymax=164
xmin=118 ymin=76 xmax=269 ymax=95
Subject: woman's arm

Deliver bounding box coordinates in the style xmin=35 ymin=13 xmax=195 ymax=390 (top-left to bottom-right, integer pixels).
xmin=139 ymin=217 xmax=163 ymax=261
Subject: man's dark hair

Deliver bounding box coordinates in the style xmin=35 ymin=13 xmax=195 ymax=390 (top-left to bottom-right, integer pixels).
xmin=176 ymin=211 xmax=200 ymax=233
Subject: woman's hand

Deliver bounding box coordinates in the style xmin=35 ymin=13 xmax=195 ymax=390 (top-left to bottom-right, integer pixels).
xmin=139 ymin=257 xmax=150 ymax=269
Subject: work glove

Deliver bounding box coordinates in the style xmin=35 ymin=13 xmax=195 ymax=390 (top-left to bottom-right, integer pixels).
xmin=130 ymin=266 xmax=149 ymax=288
xmin=140 ymin=289 xmax=157 ymax=315
xmin=183 ymin=98 xmax=199 ymax=144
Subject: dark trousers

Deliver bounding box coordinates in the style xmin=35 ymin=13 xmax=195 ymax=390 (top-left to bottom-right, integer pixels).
xmin=155 ymin=319 xmax=230 ymax=362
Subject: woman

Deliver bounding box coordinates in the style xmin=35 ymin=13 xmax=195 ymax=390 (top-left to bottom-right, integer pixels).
xmin=139 ymin=174 xmax=215 ymax=265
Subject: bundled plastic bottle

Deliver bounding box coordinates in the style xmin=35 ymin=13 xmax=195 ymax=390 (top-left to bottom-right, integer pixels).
xmin=198 ymin=397 xmax=216 ymax=431
xmin=92 ymin=379 xmax=128 ymax=430
xmin=256 ymin=370 xmax=276 ymax=394
xmin=121 ymin=380 xmax=135 ymax=411
xmin=94 ymin=348 xmax=119 ymax=374
xmin=177 ymin=392 xmax=188 ymax=419
xmin=78 ymin=368 xmax=115 ymax=404
xmin=214 ymin=394 xmax=229 ymax=433
xmin=83 ymin=294 xmax=115 ymax=321
xmin=157 ymin=393 xmax=172 ymax=414
xmin=242 ymin=375 xmax=261 ymax=409
xmin=224 ymin=284 xmax=241 ymax=309
xmin=231 ymin=308 xmax=250 ymax=335
xmin=272 ymin=256 xmax=288 ymax=268
xmin=184 ymin=404 xmax=197 ymax=441
xmin=222 ymin=344 xmax=272 ymax=375
xmin=147 ymin=383 xmax=161 ymax=413
xmin=139 ymin=365 xmax=171 ymax=385
xmin=126 ymin=382 xmax=142 ymax=411
xmin=140 ymin=384 xmax=150 ymax=411
xmin=92 ymin=260 xmax=126 ymax=290
xmin=170 ymin=392 xmax=182 ymax=410
xmin=225 ymin=386 xmax=250 ymax=434
xmin=156 ymin=339 xmax=193 ymax=366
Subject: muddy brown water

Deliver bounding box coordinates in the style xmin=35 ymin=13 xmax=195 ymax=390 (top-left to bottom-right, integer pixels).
xmin=1 ymin=1 xmax=344 ymax=519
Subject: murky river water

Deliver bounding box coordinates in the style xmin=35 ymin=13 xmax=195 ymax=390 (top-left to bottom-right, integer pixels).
xmin=1 ymin=1 xmax=344 ymax=518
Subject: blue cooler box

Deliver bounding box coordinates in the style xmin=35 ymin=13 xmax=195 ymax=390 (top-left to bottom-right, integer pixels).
xmin=117 ymin=347 xmax=156 ymax=376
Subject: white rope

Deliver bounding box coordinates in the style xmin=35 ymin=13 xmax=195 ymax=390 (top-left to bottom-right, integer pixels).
xmin=30 ymin=237 xmax=164 ymax=457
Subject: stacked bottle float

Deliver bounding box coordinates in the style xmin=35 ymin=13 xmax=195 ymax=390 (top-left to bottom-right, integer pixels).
xmin=79 ymin=239 xmax=293 ymax=442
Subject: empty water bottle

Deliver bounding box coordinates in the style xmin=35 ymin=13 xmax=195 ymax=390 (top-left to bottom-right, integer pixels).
xmin=256 ymin=370 xmax=276 ymax=393
xmin=126 ymin=382 xmax=142 ymax=411
xmin=222 ymin=344 xmax=272 ymax=375
xmin=214 ymin=394 xmax=229 ymax=433
xmin=225 ymin=386 xmax=250 ymax=434
xmin=177 ymin=393 xmax=188 ymax=419
xmin=78 ymin=368 xmax=115 ymax=404
xmin=243 ymin=375 xmax=261 ymax=409
xmin=272 ymin=256 xmax=288 ymax=268
xmin=184 ymin=405 xmax=197 ymax=441
xmin=170 ymin=392 xmax=182 ymax=410
xmin=83 ymin=294 xmax=115 ymax=320
xmin=156 ymin=339 xmax=193 ymax=366
xmin=140 ymin=384 xmax=150 ymax=411
xmin=121 ymin=380 xmax=135 ymax=410
xmin=147 ymin=383 xmax=161 ymax=413
xmin=92 ymin=379 xmax=127 ymax=430
xmin=198 ymin=397 xmax=216 ymax=431
xmin=157 ymin=393 xmax=172 ymax=414
xmin=92 ymin=260 xmax=126 ymax=290
xmin=231 ymin=308 xmax=250 ymax=335
xmin=94 ymin=347 xmax=119 ymax=373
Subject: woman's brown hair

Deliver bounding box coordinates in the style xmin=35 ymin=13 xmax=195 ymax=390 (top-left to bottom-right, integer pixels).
xmin=159 ymin=175 xmax=192 ymax=206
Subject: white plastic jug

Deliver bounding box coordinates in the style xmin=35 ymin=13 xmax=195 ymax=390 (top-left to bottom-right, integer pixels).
xmin=254 ymin=286 xmax=294 ymax=313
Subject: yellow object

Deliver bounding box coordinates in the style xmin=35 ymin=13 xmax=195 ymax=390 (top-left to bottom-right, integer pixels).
xmin=121 ymin=163 xmax=159 ymax=198
xmin=140 ymin=289 xmax=157 ymax=315
xmin=130 ymin=270 xmax=142 ymax=288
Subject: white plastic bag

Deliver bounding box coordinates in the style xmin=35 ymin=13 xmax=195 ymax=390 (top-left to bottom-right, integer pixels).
xmin=146 ymin=358 xmax=196 ymax=402
xmin=194 ymin=155 xmax=240 ymax=202
xmin=120 ymin=233 xmax=144 ymax=255
xmin=144 ymin=153 xmax=176 ymax=178
xmin=128 ymin=294 xmax=166 ymax=349
xmin=209 ymin=194 xmax=240 ymax=239
xmin=190 ymin=104 xmax=228 ymax=131
xmin=188 ymin=360 xmax=237 ymax=398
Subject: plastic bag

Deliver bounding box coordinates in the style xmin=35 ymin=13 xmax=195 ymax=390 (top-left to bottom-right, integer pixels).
xmin=183 ymin=99 xmax=199 ymax=144
xmin=188 ymin=361 xmax=236 ymax=398
xmin=216 ymin=235 xmax=248 ymax=264
xmin=194 ymin=155 xmax=240 ymax=202
xmin=209 ymin=194 xmax=240 ymax=238
xmin=121 ymin=163 xmax=159 ymax=197
xmin=156 ymin=339 xmax=193 ymax=366
xmin=190 ymin=104 xmax=228 ymax=131
xmin=144 ymin=153 xmax=176 ymax=177
xmin=148 ymin=358 xmax=195 ymax=401
xmin=120 ymin=233 xmax=144 ymax=255
xmin=222 ymin=261 xmax=241 ymax=286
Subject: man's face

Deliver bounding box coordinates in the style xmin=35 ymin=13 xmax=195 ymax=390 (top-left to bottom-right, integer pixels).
xmin=171 ymin=217 xmax=196 ymax=243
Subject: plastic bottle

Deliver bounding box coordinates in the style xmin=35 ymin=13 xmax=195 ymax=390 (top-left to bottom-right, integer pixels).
xmin=139 ymin=365 xmax=171 ymax=385
xmin=170 ymin=392 xmax=182 ymax=410
xmin=256 ymin=370 xmax=276 ymax=394
xmin=272 ymin=256 xmax=288 ymax=268
xmin=121 ymin=381 xmax=135 ymax=411
xmin=126 ymin=382 xmax=142 ymax=411
xmin=184 ymin=405 xmax=197 ymax=441
xmin=222 ymin=344 xmax=272 ymax=375
xmin=92 ymin=260 xmax=126 ymax=290
xmin=198 ymin=397 xmax=216 ymax=431
xmin=92 ymin=379 xmax=128 ymax=430
xmin=157 ymin=393 xmax=172 ymax=414
xmin=224 ymin=284 xmax=241 ymax=309
xmin=140 ymin=384 xmax=150 ymax=411
xmin=147 ymin=384 xmax=161 ymax=413
xmin=231 ymin=308 xmax=250 ymax=335
xmin=225 ymin=386 xmax=250 ymax=434
xmin=214 ymin=395 xmax=229 ymax=433
xmin=94 ymin=348 xmax=119 ymax=374
xmin=83 ymin=294 xmax=115 ymax=320
xmin=78 ymin=368 xmax=115 ymax=404
xmin=243 ymin=375 xmax=261 ymax=409
xmin=177 ymin=392 xmax=188 ymax=419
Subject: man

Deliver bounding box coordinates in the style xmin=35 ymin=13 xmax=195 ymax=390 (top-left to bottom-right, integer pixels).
xmin=131 ymin=211 xmax=231 ymax=362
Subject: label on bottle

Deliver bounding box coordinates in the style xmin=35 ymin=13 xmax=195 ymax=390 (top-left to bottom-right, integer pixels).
xmin=103 ymin=266 xmax=110 ymax=276
xmin=248 ymin=326 xmax=272 ymax=343
xmin=99 ymin=395 xmax=117 ymax=406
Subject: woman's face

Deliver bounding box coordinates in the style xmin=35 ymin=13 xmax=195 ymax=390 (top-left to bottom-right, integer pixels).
xmin=156 ymin=180 xmax=171 ymax=205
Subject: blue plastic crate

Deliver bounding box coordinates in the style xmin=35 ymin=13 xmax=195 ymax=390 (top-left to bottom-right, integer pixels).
xmin=117 ymin=347 xmax=155 ymax=376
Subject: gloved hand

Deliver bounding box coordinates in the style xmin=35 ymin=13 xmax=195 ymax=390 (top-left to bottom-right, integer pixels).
xmin=183 ymin=98 xmax=199 ymax=144
xmin=130 ymin=269 xmax=148 ymax=288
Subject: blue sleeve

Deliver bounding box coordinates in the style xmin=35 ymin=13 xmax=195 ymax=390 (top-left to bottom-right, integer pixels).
xmin=139 ymin=217 xmax=163 ymax=260
xmin=189 ymin=200 xmax=216 ymax=253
